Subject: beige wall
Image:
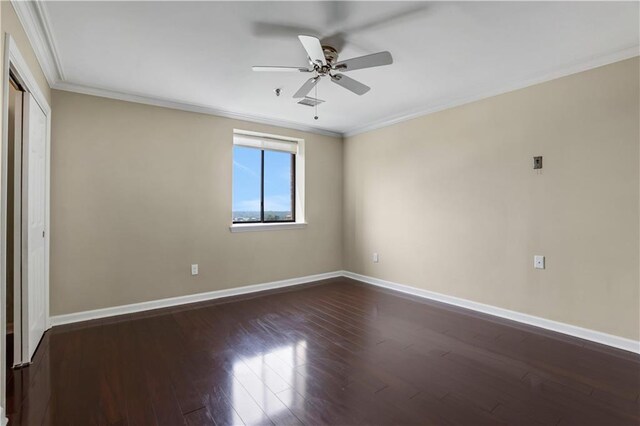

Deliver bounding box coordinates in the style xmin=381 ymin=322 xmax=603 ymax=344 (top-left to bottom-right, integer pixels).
xmin=6 ymin=1 xmax=637 ymax=342
xmin=343 ymin=57 xmax=640 ymax=341
xmin=50 ymin=90 xmax=343 ymax=315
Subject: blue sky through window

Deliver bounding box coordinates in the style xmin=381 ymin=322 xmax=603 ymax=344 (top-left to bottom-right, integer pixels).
xmin=264 ymin=150 xmax=293 ymax=218
xmin=232 ymin=146 xmax=261 ymax=213
xmin=233 ymin=146 xmax=293 ymax=222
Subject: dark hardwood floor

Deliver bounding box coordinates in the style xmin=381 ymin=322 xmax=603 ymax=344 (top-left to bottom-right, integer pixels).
xmin=6 ymin=277 xmax=640 ymax=425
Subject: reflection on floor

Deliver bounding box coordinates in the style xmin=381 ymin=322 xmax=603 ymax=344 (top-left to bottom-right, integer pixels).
xmin=232 ymin=340 xmax=307 ymax=424
xmin=6 ymin=277 xmax=640 ymax=425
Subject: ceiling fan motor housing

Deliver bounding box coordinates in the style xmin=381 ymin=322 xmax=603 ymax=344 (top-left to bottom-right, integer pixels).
xmin=322 ymin=46 xmax=339 ymax=65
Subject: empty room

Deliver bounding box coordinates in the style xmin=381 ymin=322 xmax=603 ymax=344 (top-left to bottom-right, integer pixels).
xmin=0 ymin=1 xmax=638 ymax=425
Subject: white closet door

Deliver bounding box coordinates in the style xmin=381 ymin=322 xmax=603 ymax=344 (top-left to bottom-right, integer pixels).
xmin=22 ymin=93 xmax=47 ymax=362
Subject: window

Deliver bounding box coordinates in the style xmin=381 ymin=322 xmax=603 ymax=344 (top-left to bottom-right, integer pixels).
xmin=232 ymin=131 xmax=305 ymax=230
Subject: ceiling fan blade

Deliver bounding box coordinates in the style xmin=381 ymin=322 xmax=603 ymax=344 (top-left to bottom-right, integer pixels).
xmin=334 ymin=51 xmax=393 ymax=72
xmin=293 ymin=77 xmax=320 ymax=98
xmin=331 ymin=74 xmax=370 ymax=95
xmin=252 ymin=66 xmax=310 ymax=72
xmin=298 ymin=35 xmax=327 ymax=66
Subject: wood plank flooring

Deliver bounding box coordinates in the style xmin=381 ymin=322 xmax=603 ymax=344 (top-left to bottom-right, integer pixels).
xmin=6 ymin=277 xmax=640 ymax=425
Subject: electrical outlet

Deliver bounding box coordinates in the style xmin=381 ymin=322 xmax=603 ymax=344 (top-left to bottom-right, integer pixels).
xmin=191 ymin=264 xmax=199 ymax=276
xmin=373 ymin=253 xmax=379 ymax=263
xmin=534 ymin=256 xmax=545 ymax=269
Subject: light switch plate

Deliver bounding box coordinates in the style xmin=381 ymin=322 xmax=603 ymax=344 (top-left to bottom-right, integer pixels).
xmin=191 ymin=264 xmax=199 ymax=275
xmin=534 ymin=255 xmax=545 ymax=269
xmin=373 ymin=253 xmax=379 ymax=263
xmin=533 ymin=156 xmax=543 ymax=169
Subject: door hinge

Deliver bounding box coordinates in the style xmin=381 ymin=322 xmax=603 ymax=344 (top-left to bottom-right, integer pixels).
xmin=42 ymin=230 xmax=45 ymax=238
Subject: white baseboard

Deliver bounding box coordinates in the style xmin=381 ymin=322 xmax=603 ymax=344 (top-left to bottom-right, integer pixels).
xmin=48 ymin=269 xmax=639 ymax=355
xmin=49 ymin=271 xmax=342 ymax=327
xmin=343 ymin=271 xmax=640 ymax=354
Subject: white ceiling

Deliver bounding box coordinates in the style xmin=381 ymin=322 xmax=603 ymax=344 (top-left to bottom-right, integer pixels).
xmin=34 ymin=1 xmax=640 ymax=135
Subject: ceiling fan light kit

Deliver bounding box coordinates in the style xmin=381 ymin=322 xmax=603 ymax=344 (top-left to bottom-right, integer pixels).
xmin=253 ymin=34 xmax=393 ymax=108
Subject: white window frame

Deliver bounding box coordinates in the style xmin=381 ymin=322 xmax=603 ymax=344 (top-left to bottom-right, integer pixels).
xmin=230 ymin=129 xmax=306 ymax=232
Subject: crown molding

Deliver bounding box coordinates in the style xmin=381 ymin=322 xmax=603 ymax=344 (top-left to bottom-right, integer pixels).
xmin=52 ymin=81 xmax=342 ymax=138
xmin=13 ymin=0 xmax=340 ymax=138
xmin=11 ymin=0 xmax=640 ymax=140
xmin=10 ymin=0 xmax=65 ymax=86
xmin=343 ymin=45 xmax=640 ymax=137
xmin=52 ymin=47 xmax=638 ymax=140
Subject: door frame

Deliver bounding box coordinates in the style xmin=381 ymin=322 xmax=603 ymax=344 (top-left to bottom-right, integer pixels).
xmin=9 ymin=76 xmax=24 ymax=369
xmin=0 ymin=34 xmax=51 ymax=424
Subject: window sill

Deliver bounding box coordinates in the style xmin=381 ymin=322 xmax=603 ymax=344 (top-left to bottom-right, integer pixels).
xmin=229 ymin=222 xmax=307 ymax=233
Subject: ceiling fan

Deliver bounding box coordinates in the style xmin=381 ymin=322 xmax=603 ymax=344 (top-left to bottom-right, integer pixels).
xmin=252 ymin=35 xmax=393 ymax=99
